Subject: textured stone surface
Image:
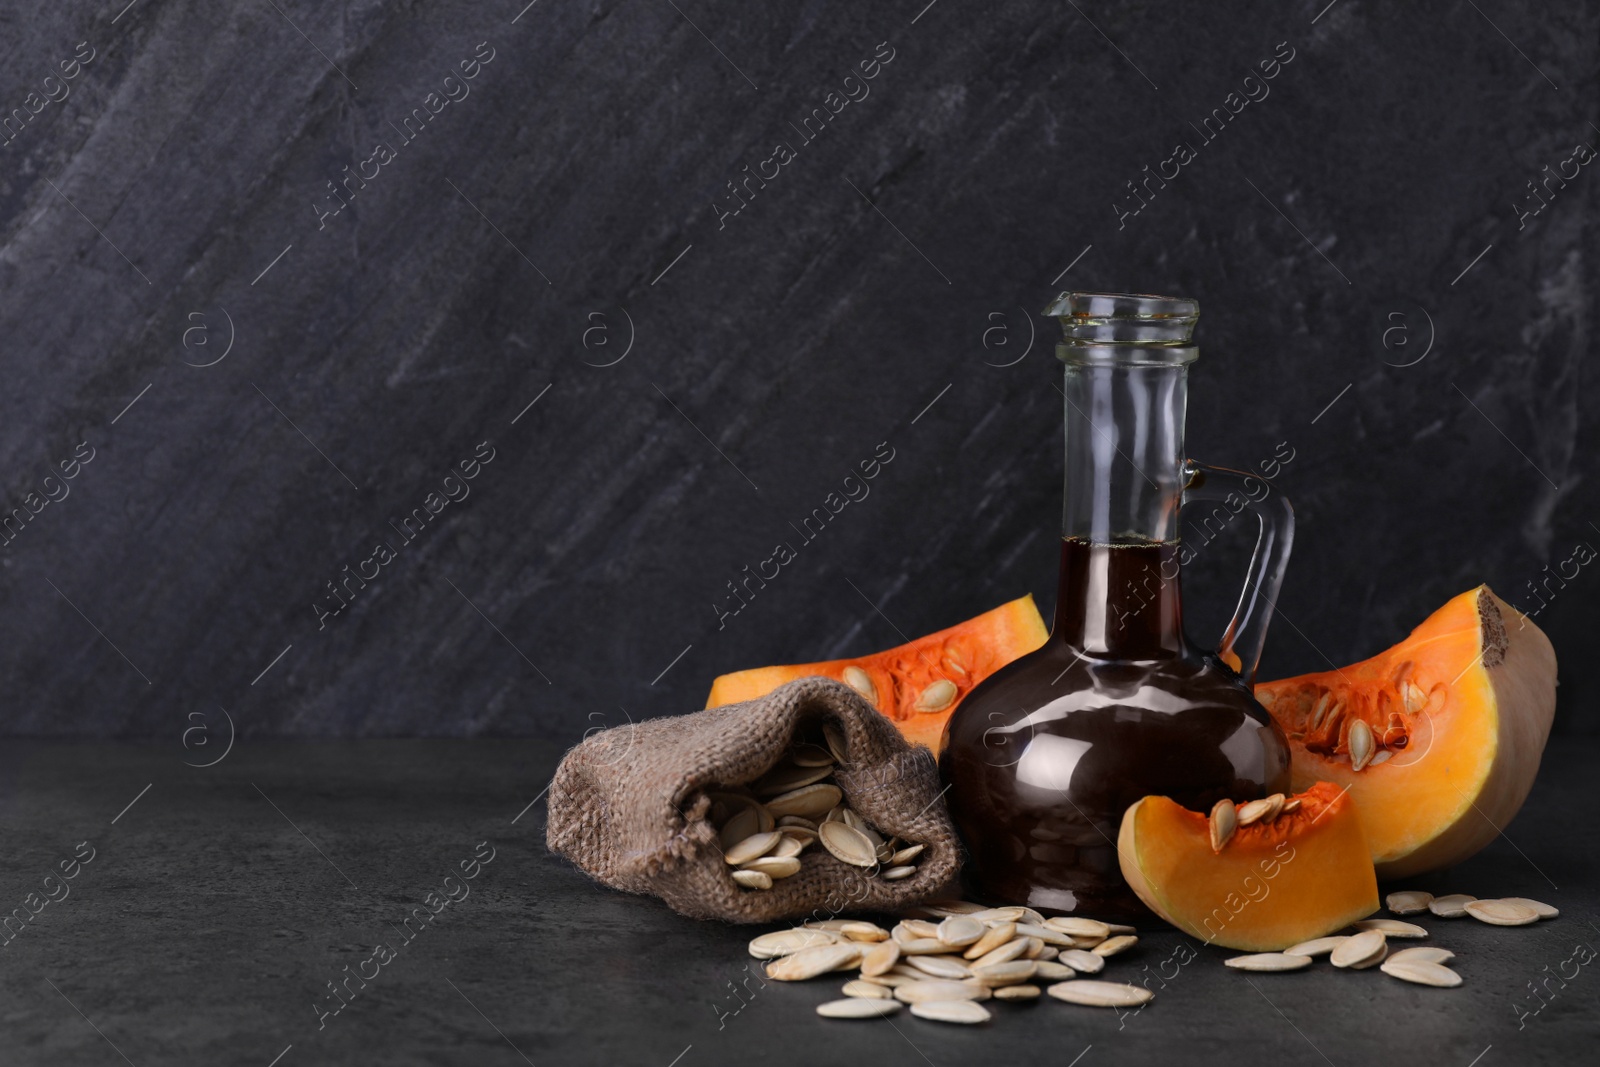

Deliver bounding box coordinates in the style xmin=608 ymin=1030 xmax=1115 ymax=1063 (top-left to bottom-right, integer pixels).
xmin=0 ymin=737 xmax=1595 ymax=1065
xmin=0 ymin=2 xmax=1593 ymax=737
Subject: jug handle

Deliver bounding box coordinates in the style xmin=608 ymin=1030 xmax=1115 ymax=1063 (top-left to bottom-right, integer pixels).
xmin=1181 ymin=461 xmax=1295 ymax=685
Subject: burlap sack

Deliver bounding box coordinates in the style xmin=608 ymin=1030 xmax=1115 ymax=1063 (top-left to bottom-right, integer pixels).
xmin=546 ymin=676 xmax=962 ymax=923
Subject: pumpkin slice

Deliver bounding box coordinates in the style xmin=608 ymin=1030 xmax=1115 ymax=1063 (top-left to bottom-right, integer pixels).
xmin=706 ymin=595 xmax=1048 ymax=750
xmin=1119 ymin=782 xmax=1378 ymax=951
xmin=1254 ymin=586 xmax=1557 ymax=879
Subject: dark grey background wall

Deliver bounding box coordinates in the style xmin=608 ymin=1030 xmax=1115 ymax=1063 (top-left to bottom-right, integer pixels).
xmin=0 ymin=0 xmax=1592 ymax=739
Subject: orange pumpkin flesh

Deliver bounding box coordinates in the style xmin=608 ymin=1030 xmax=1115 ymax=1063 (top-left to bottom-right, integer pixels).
xmin=1118 ymin=783 xmax=1378 ymax=951
xmin=706 ymin=595 xmax=1049 ymax=750
xmin=1254 ymin=586 xmax=1557 ymax=879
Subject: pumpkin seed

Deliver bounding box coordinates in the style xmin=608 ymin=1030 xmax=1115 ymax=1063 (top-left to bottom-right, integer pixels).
xmin=1388 ymin=946 xmax=1456 ymax=965
xmin=992 ymin=983 xmax=1041 ymax=1001
xmin=1386 ymin=890 xmax=1433 ymax=915
xmin=841 ymin=666 xmax=878 ymax=707
xmin=1310 ymin=691 xmax=1331 ymax=729
xmin=839 ymin=921 xmax=889 ymax=942
xmin=862 ymin=972 xmax=913 ymax=988
xmin=909 ymin=1000 xmax=991 ymax=1024
xmin=1209 ymin=799 xmax=1238 ymax=852
xmin=817 ymin=997 xmax=902 ymax=1018
xmin=970 ymin=960 xmax=1037 ymax=985
xmin=1501 ymin=897 xmax=1558 ymax=918
xmin=1036 ymin=946 xmax=1059 ymax=961
xmin=890 ymin=843 xmax=926 ymax=865
xmin=1033 ymin=960 xmax=1074 ymax=980
xmin=749 ymin=928 xmax=837 ymax=958
xmin=1330 ymin=930 xmax=1386 ymax=969
xmin=771 ymin=835 xmax=805 ymax=859
xmin=732 ymin=869 xmax=772 ymax=890
xmin=861 ymin=940 xmax=901 ymax=976
xmin=1281 ymin=798 xmax=1302 ymax=814
xmin=1237 ymin=794 xmax=1284 ymax=826
xmin=1013 ymin=923 xmax=1075 ymax=947
xmin=1349 ymin=720 xmax=1376 ymax=771
xmin=1403 ymin=682 xmax=1428 ymax=715
xmin=1463 ymin=899 xmax=1540 ymax=926
xmin=1046 ymin=980 xmax=1154 ymax=1008
xmin=1380 ymin=959 xmax=1462 ymax=987
xmin=1103 ymin=923 xmax=1138 ymax=936
xmin=1041 ymin=917 xmax=1111 ymax=939
xmin=897 ymin=920 xmax=941 ymax=940
xmin=915 ymin=679 xmax=959 ymax=713
xmin=766 ymin=942 xmax=863 ymax=981
xmin=741 ymin=855 xmax=802 ymax=879
xmin=907 ymin=955 xmax=973 ymax=980
xmin=1354 ymin=919 xmax=1428 ymax=939
xmin=719 ymin=806 xmax=763 ymax=849
xmin=972 ymin=906 xmax=1031 ymax=923
xmin=1224 ymin=953 xmax=1313 ymax=972
xmin=964 ymin=922 xmax=1017 ymax=959
xmin=1428 ymin=893 xmax=1477 ymax=918
xmin=1283 ymin=936 xmax=1347 ymax=957
xmin=882 ymin=866 xmax=917 ymax=881
xmin=899 ymin=938 xmax=952 ymax=955
xmin=788 ymin=742 xmax=836 ymax=768
xmin=937 ymin=917 xmax=985 ymax=947
xmin=819 ymin=820 xmax=882 ymax=867
xmin=823 ymin=723 xmax=849 ymax=763
xmin=971 ymin=938 xmax=1031 ymax=969
xmin=894 ymin=980 xmax=987 ymax=1004
xmin=767 ymin=783 xmax=843 ymax=819
xmin=753 ymin=762 xmax=836 ymax=796
xmin=842 ymin=979 xmax=894 ymax=999
xmin=725 ymin=831 xmax=784 ymax=865
xmin=777 ymin=814 xmax=818 ymax=830
xmin=1093 ymin=935 xmax=1138 ymax=958
xmin=1369 ymin=750 xmax=1394 ymax=766
xmin=1059 ymin=949 xmax=1105 ymax=975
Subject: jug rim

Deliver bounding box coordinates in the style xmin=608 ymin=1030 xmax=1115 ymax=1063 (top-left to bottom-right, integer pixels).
xmin=1046 ymin=291 xmax=1200 ymax=363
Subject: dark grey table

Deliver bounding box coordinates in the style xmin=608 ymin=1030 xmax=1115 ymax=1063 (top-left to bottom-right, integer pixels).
xmin=1 ymin=738 xmax=1595 ymax=1066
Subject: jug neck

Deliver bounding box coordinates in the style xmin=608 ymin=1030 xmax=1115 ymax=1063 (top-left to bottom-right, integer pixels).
xmin=1059 ymin=361 xmax=1189 ymax=544
xmin=1047 ymin=292 xmax=1199 ymax=657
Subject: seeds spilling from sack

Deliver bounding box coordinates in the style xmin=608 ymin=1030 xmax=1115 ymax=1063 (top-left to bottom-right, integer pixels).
xmin=741 ymin=899 xmax=1148 ymax=1027
xmin=711 ymin=733 xmax=925 ymax=890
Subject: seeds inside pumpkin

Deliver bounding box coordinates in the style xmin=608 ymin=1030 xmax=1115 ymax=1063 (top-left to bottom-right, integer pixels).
xmin=842 ymin=666 xmax=878 ymax=707
xmin=1209 ymin=798 xmax=1238 ymax=852
xmin=915 ymin=679 xmax=959 ymax=713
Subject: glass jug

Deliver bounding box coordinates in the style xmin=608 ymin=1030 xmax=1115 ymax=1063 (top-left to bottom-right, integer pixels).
xmin=939 ymin=292 xmax=1293 ymax=917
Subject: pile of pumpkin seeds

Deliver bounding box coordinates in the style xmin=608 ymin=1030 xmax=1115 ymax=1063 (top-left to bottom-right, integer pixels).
xmin=750 ymin=900 xmax=1149 ymax=1025
xmin=713 ymin=725 xmax=925 ymax=890
xmin=1223 ymin=889 xmax=1558 ymax=987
